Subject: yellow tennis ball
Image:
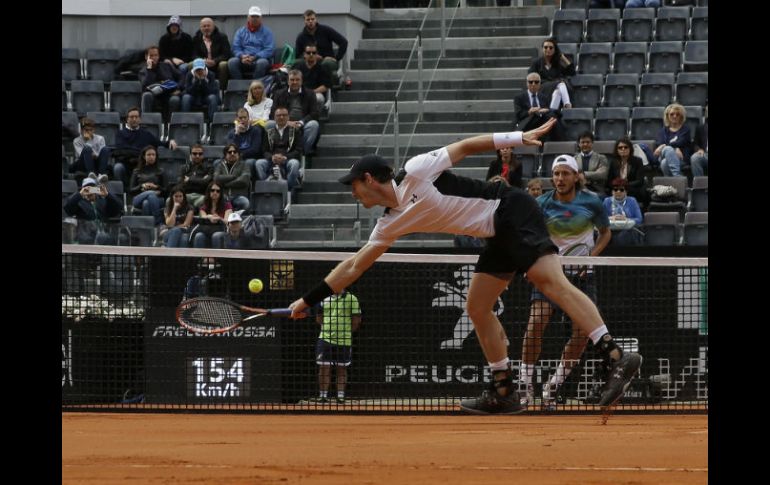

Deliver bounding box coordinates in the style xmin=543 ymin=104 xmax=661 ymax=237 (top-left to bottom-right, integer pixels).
xmin=248 ymin=278 xmax=263 ymax=294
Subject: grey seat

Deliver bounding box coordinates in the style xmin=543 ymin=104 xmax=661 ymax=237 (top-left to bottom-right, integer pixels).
xmin=140 ymin=112 xmax=164 ymax=140
xmin=675 ymin=72 xmax=708 ymax=106
xmin=62 ymin=179 xmax=79 ymax=208
xmin=620 ymin=7 xmax=655 ymax=42
xmin=655 ymin=6 xmax=691 ymax=41
xmin=202 ymin=145 xmax=225 ymax=164
xmin=168 ymin=112 xmax=205 ymax=147
xmin=551 ymin=9 xmax=586 ymax=44
xmin=577 ymin=42 xmax=612 ymax=74
xmin=62 ymin=111 xmax=80 ymax=142
xmin=648 ymin=41 xmax=683 ymax=73
xmin=683 ymin=211 xmax=707 ymax=246
xmin=86 ymin=111 xmax=121 ymax=146
xmin=118 ymin=215 xmax=157 ymax=247
xmin=561 ymin=108 xmax=593 ymax=142
xmin=106 ymin=180 xmax=128 ymax=213
xmin=639 ymin=73 xmax=675 ymax=107
xmin=643 ymin=211 xmax=679 ymax=246
xmin=540 ymin=141 xmax=577 ymax=177
xmin=109 ymin=80 xmax=142 ymax=119
xmin=604 ymin=74 xmax=639 ymax=108
xmin=559 ymin=43 xmax=579 ymax=65
xmin=683 ymin=40 xmax=708 ymax=72
xmin=71 ymin=80 xmax=106 ymax=115
xmin=222 ymin=80 xmax=252 ymax=112
xmin=591 ymin=140 xmax=616 ymax=158
xmin=85 ymin=48 xmax=121 ymax=83
xmin=586 ymin=8 xmax=620 ymax=43
xmin=690 ymin=176 xmax=707 ymax=212
xmin=157 ymin=145 xmax=190 ymax=183
xmin=209 ymin=111 xmax=237 ymax=146
xmin=612 ymin=42 xmax=647 ymax=75
xmin=648 ymin=176 xmax=688 ymax=216
xmin=594 ymin=107 xmax=630 ymax=141
xmin=251 ymin=180 xmax=290 ymax=222
xmin=690 ymin=7 xmax=708 ymax=40
xmin=682 ymin=106 xmax=703 ymax=137
xmin=630 ymin=107 xmax=665 ymax=140
xmin=569 ymin=74 xmax=603 ymax=108
xmin=512 ymin=145 xmax=540 ymax=179
xmin=62 ymin=48 xmax=81 ymax=83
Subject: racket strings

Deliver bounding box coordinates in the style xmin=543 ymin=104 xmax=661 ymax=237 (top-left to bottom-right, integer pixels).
xmin=185 ymin=300 xmax=242 ymax=329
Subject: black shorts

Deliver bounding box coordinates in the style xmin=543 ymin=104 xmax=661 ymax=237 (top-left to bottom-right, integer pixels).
xmin=475 ymin=187 xmax=557 ymax=275
xmin=315 ymin=339 xmax=352 ymax=366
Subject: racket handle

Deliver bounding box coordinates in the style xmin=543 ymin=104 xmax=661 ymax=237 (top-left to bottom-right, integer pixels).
xmin=268 ymin=308 xmax=293 ymax=316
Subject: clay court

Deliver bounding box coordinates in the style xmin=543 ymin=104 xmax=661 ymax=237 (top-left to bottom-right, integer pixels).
xmin=62 ymin=412 xmax=707 ymax=484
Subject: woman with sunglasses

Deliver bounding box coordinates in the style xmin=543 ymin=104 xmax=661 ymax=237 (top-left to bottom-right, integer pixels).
xmin=129 ymin=145 xmax=167 ymax=226
xmin=527 ymin=37 xmax=575 ymax=111
xmin=191 ymin=180 xmax=233 ymax=248
xmin=606 ymin=137 xmax=647 ymax=207
xmin=654 ymin=104 xmax=692 ymax=177
xmin=485 ymin=147 xmax=523 ymax=189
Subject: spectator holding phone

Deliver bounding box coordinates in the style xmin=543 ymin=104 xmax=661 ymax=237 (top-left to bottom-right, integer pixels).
xmin=63 ymin=177 xmax=123 ymax=245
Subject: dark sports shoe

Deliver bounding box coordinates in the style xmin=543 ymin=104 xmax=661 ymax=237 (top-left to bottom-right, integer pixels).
xmin=308 ymin=396 xmax=329 ymax=404
xmin=599 ymin=352 xmax=643 ymax=407
xmin=460 ymin=389 xmax=524 ymax=415
xmin=336 ymin=397 xmax=345 ymax=404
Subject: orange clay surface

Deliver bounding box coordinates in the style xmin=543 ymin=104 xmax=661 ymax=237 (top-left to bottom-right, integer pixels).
xmin=63 ymin=413 xmax=707 ymax=485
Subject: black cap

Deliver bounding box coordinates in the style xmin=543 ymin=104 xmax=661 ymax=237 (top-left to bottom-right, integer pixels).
xmin=338 ymin=154 xmax=392 ymax=185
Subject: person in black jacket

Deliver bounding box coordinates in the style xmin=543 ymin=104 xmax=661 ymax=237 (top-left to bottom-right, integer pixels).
xmin=295 ymin=9 xmax=348 ymax=82
xmin=485 ymin=147 xmax=523 ymax=189
xmin=158 ymin=15 xmax=194 ymax=74
xmin=527 ymin=37 xmax=576 ymax=111
xmin=191 ymin=17 xmax=232 ymax=89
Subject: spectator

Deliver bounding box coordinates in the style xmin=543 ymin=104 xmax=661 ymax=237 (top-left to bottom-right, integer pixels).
xmin=625 ymin=0 xmax=661 ymax=8
xmin=178 ymin=143 xmax=213 ymax=208
xmin=654 ymin=103 xmax=692 ymax=177
xmin=212 ymin=211 xmax=260 ymax=249
xmin=309 ymin=289 xmax=361 ymax=404
xmin=527 ymin=178 xmax=544 ymax=198
xmin=191 ymin=17 xmax=231 ymax=89
xmin=603 ymin=178 xmax=644 ymax=246
xmin=486 ymin=147 xmax=523 ymax=188
xmin=159 ymin=15 xmax=194 ymax=74
xmin=256 ymin=106 xmax=302 ymax=191
xmin=528 ymin=37 xmax=575 ymax=111
xmin=244 ymin=80 xmax=273 ymax=127
xmin=514 ymin=73 xmax=565 ymax=140
xmin=112 ymin=107 xmax=178 ymax=185
xmin=71 ymin=117 xmax=110 ymax=182
xmin=139 ymin=45 xmax=183 ymax=122
xmin=271 ymin=70 xmax=321 ymax=156
xmin=213 ymin=144 xmax=251 ymax=212
xmin=181 ymin=58 xmax=220 ymax=121
xmin=191 ymin=181 xmax=232 ymax=248
xmin=606 ymin=137 xmax=647 ymax=207
xmin=574 ymin=131 xmax=609 ymax=196
xmin=295 ymin=9 xmax=348 ymax=83
xmin=296 ymin=42 xmax=332 ymax=111
xmin=227 ymin=6 xmax=275 ymax=81
xmin=162 ymin=185 xmax=194 ymax=248
xmin=63 ymin=177 xmax=123 ymax=245
xmin=226 ymin=108 xmax=263 ymax=179
xmin=129 ymin=145 xmax=167 ymax=226
xmin=690 ymin=105 xmax=708 ymax=177
xmin=591 ymin=0 xmax=625 ymax=6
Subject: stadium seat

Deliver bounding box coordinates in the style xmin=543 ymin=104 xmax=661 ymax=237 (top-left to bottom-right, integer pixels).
xmin=62 ymin=48 xmax=81 ymax=83
xmin=540 ymin=141 xmax=577 ymax=177
xmin=109 ymin=80 xmax=142 ymax=119
xmin=222 ymin=79 xmax=253 ymax=112
xmin=612 ymin=42 xmax=647 ymax=75
xmin=209 ymin=111 xmax=237 ymax=146
xmin=648 ymin=41 xmax=683 ymax=74
xmin=683 ymin=40 xmax=708 ymax=72
xmin=71 ymin=80 xmax=105 ymax=115
xmin=140 ymin=112 xmax=164 ymax=141
xmin=202 ymin=145 xmax=225 ymax=164
xmin=62 ymin=79 xmax=68 ymax=111
xmin=561 ymin=108 xmax=593 ymax=142
xmin=586 ymin=8 xmax=620 ymax=43
xmin=630 ymin=107 xmax=665 ymax=140
xmin=577 ymin=42 xmax=612 ymax=75
xmin=675 ymin=72 xmax=708 ymax=107
xmin=603 ymin=74 xmax=639 ymax=108
xmin=85 ymin=48 xmax=121 ymax=83
xmin=690 ymin=176 xmax=708 ymax=212
xmin=86 ymin=111 xmax=121 ymax=146
xmin=639 ymin=73 xmax=675 ymax=107
xmin=560 ymin=0 xmax=587 ymax=9
xmin=682 ymin=211 xmax=707 ymax=246
xmin=168 ymin=112 xmax=205 ymax=147
xmin=62 ymin=110 xmax=80 ymax=143
xmin=648 ymin=176 xmax=688 ymax=216
xmin=106 ymin=180 xmax=128 ymax=213
xmin=682 ymin=106 xmax=703 ymax=136
xmin=620 ymin=7 xmax=655 ymax=42
xmin=655 ymin=6 xmax=691 ymax=41
xmin=62 ymin=179 xmax=79 ymax=208
xmin=551 ymin=9 xmax=586 ymax=44
xmin=157 ymin=145 xmax=190 ymax=183
xmin=251 ymin=180 xmax=290 ymax=222
xmin=569 ymin=74 xmax=604 ymax=108
xmin=643 ymin=211 xmax=679 ymax=246
xmin=559 ymin=43 xmax=578 ymax=64
xmin=690 ymin=7 xmax=708 ymax=40
xmin=512 ymin=145 xmax=540 ymax=179
xmin=118 ymin=215 xmax=157 ymax=247
xmin=594 ymin=107 xmax=629 ymax=141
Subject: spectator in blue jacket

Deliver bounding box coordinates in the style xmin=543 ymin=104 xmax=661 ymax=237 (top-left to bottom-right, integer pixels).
xmin=654 ymin=103 xmax=692 ymax=177
xmin=112 ymin=107 xmax=178 ymax=186
xmin=64 ymin=177 xmax=124 ymax=245
xmin=227 ymin=6 xmax=275 ymax=80
xmin=181 ymin=58 xmax=221 ymax=121
xmin=603 ymin=178 xmax=644 ymax=246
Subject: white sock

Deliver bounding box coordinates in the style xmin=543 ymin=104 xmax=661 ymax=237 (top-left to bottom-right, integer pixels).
xmin=319 ymin=391 xmax=328 ymax=398
xmin=520 ymin=363 xmax=535 ymax=385
xmin=337 ymin=391 xmax=345 ymax=398
xmin=488 ymin=357 xmax=510 ymax=372
xmin=549 ymin=362 xmax=573 ymax=389
xmin=588 ymin=325 xmax=609 ymax=345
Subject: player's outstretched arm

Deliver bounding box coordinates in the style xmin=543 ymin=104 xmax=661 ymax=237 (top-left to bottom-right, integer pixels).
xmin=289 ymin=243 xmax=388 ymax=317
xmin=446 ymin=118 xmax=556 ymax=165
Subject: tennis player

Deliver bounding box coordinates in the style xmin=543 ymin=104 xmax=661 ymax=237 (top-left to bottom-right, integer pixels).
xmin=289 ymin=119 xmax=642 ymax=414
xmin=519 ymin=155 xmax=612 ymax=410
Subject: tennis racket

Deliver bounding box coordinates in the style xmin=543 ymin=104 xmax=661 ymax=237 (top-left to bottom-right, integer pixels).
xmin=176 ymin=297 xmax=292 ymax=334
xmin=561 ymin=242 xmax=591 ymax=277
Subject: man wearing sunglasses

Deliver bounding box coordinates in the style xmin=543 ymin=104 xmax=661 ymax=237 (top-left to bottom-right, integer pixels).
xmin=179 ymin=143 xmax=213 ymax=208
xmin=514 ymin=73 xmax=565 ymax=140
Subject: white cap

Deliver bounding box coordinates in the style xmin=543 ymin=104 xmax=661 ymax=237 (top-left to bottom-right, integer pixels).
xmin=551 ymin=154 xmax=579 ymax=173
xmin=248 ymin=6 xmax=262 ymax=16
xmin=227 ymin=212 xmax=242 ymax=223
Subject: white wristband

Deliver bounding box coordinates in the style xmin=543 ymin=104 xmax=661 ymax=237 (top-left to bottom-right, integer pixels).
xmin=493 ymin=131 xmax=523 ymax=149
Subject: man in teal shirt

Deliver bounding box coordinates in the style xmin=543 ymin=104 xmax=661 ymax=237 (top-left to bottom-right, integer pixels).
xmin=311 ymin=290 xmax=361 ymax=404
